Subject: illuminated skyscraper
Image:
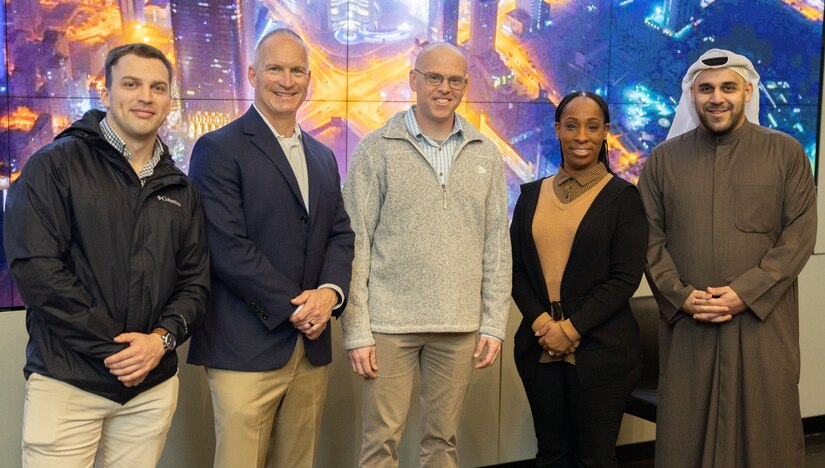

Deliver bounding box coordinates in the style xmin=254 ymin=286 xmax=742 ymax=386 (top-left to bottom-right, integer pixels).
xmin=428 ymin=0 xmax=459 ymax=45
xmin=663 ymin=0 xmax=701 ymax=32
xmin=0 ymin=5 xmax=5 ymax=93
xmin=118 ymin=0 xmax=145 ymax=27
xmin=329 ymin=0 xmax=379 ymax=36
xmin=170 ymin=0 xmax=255 ymax=102
xmin=471 ymin=0 xmax=498 ymax=57
xmin=469 ymin=0 xmax=514 ymax=102
xmin=517 ymin=0 xmax=551 ymax=33
xmin=531 ymin=0 xmax=551 ymax=32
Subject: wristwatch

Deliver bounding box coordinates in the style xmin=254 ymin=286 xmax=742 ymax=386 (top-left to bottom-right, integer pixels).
xmin=152 ymin=328 xmax=176 ymax=352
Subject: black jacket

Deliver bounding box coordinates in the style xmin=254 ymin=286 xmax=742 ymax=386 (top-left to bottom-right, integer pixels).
xmin=510 ymin=175 xmax=646 ymax=388
xmin=3 ymin=109 xmax=210 ymax=403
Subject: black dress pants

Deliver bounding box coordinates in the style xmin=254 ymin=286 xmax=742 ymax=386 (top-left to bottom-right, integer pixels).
xmin=522 ymin=360 xmax=641 ymax=468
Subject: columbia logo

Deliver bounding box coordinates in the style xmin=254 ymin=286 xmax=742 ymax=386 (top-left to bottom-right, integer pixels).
xmin=157 ymin=195 xmax=181 ymax=207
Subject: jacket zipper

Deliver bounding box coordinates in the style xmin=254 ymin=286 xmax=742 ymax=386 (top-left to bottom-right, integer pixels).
xmin=405 ymin=136 xmax=477 ymax=212
xmin=441 ymin=183 xmax=447 ymax=209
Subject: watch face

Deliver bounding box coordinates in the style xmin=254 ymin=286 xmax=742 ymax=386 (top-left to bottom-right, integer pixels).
xmin=164 ymin=333 xmax=176 ymax=351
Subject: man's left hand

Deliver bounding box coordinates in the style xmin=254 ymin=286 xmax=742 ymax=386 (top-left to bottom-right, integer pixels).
xmin=473 ymin=336 xmax=501 ymax=369
xmin=695 ymin=286 xmax=747 ymax=321
xmin=104 ymin=333 xmax=166 ymax=387
xmin=290 ymin=288 xmax=337 ymax=340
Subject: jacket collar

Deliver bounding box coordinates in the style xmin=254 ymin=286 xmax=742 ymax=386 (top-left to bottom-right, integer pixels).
xmin=381 ymin=110 xmax=484 ymax=144
xmin=241 ymin=105 xmax=319 ymax=216
xmin=696 ymin=119 xmax=750 ymax=148
xmin=59 ymin=109 xmax=173 ymax=161
xmin=60 ymin=109 xmax=181 ymax=183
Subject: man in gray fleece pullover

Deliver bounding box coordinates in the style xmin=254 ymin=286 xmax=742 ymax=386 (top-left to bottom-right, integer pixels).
xmin=341 ymin=42 xmax=512 ymax=468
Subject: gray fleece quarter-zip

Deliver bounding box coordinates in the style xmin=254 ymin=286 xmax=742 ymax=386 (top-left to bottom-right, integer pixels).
xmin=394 ymin=130 xmax=479 ymax=211
xmin=341 ymin=111 xmax=512 ymax=350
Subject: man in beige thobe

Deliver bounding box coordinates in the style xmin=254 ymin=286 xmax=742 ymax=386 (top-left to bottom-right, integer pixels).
xmin=639 ymin=49 xmax=816 ymax=468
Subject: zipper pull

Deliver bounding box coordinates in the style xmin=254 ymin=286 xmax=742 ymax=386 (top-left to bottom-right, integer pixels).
xmin=441 ymin=184 xmax=447 ymax=209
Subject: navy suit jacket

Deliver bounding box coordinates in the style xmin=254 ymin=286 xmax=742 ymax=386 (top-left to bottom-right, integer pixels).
xmin=187 ymin=106 xmax=354 ymax=370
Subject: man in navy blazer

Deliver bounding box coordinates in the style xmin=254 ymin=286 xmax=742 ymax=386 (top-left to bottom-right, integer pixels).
xmin=187 ymin=28 xmax=354 ymax=468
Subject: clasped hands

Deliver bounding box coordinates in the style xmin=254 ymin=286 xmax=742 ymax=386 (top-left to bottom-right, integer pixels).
xmin=104 ymin=332 xmax=166 ymax=388
xmin=289 ymin=288 xmax=338 ymax=340
xmin=536 ymin=320 xmax=580 ymax=356
xmin=682 ymin=286 xmax=747 ymax=323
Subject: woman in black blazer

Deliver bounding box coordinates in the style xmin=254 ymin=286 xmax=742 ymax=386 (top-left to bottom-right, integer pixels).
xmin=510 ymin=91 xmax=647 ymax=467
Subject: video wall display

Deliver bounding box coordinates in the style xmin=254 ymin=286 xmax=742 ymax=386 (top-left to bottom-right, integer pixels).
xmin=0 ymin=0 xmax=822 ymax=308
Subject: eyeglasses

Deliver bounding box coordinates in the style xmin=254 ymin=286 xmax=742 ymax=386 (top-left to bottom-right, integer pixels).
xmin=414 ymin=69 xmax=468 ymax=90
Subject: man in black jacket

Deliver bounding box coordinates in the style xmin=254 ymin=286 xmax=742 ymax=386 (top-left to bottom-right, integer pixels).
xmin=3 ymin=43 xmax=209 ymax=467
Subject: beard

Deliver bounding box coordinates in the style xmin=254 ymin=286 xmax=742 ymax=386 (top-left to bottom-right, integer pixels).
xmin=696 ymin=103 xmax=746 ymax=135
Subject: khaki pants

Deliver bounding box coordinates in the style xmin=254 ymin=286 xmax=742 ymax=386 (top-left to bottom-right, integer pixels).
xmin=359 ymin=332 xmax=476 ymax=468
xmin=22 ymin=372 xmax=179 ymax=468
xmin=206 ymin=338 xmax=328 ymax=468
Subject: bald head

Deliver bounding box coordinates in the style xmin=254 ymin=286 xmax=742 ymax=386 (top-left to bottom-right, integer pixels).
xmin=415 ymin=42 xmax=466 ymax=73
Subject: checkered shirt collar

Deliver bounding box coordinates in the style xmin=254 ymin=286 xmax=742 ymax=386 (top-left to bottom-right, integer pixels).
xmin=100 ymin=116 xmax=164 ymax=184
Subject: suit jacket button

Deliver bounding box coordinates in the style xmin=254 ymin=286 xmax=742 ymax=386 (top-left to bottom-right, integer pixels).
xmin=300 ymin=216 xmax=308 ymax=223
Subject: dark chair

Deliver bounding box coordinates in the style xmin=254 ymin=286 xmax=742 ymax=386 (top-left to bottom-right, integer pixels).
xmin=625 ymin=296 xmax=659 ymax=422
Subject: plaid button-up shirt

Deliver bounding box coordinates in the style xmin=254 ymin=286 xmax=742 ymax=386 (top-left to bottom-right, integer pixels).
xmin=99 ymin=116 xmax=164 ymax=187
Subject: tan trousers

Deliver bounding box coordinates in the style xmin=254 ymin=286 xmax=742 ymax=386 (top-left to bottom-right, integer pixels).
xmin=359 ymin=332 xmax=476 ymax=468
xmin=22 ymin=372 xmax=179 ymax=468
xmin=206 ymin=337 xmax=328 ymax=468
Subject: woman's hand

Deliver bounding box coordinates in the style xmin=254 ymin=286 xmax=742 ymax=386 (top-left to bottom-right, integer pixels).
xmin=537 ymin=321 xmax=577 ymax=355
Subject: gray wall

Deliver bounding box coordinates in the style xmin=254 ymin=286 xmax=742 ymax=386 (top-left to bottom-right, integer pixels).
xmin=2 ymin=249 xmax=825 ymax=467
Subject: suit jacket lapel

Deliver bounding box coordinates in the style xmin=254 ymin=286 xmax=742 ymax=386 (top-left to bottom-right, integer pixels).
xmin=243 ymin=107 xmax=307 ymax=213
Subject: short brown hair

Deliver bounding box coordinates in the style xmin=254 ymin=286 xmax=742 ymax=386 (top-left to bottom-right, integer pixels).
xmin=104 ymin=43 xmax=173 ymax=88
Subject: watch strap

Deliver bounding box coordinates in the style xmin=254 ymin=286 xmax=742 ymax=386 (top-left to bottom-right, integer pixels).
xmin=151 ymin=328 xmax=175 ymax=352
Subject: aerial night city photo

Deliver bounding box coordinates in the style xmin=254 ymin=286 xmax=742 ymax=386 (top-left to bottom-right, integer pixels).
xmin=0 ymin=0 xmax=823 ymax=306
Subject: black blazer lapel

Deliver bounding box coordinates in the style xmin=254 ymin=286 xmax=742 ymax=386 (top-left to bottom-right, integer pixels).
xmin=569 ymin=176 xmax=626 ymax=256
xmin=242 ymin=107 xmax=307 ymax=213
xmin=521 ymin=175 xmax=627 ymax=306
